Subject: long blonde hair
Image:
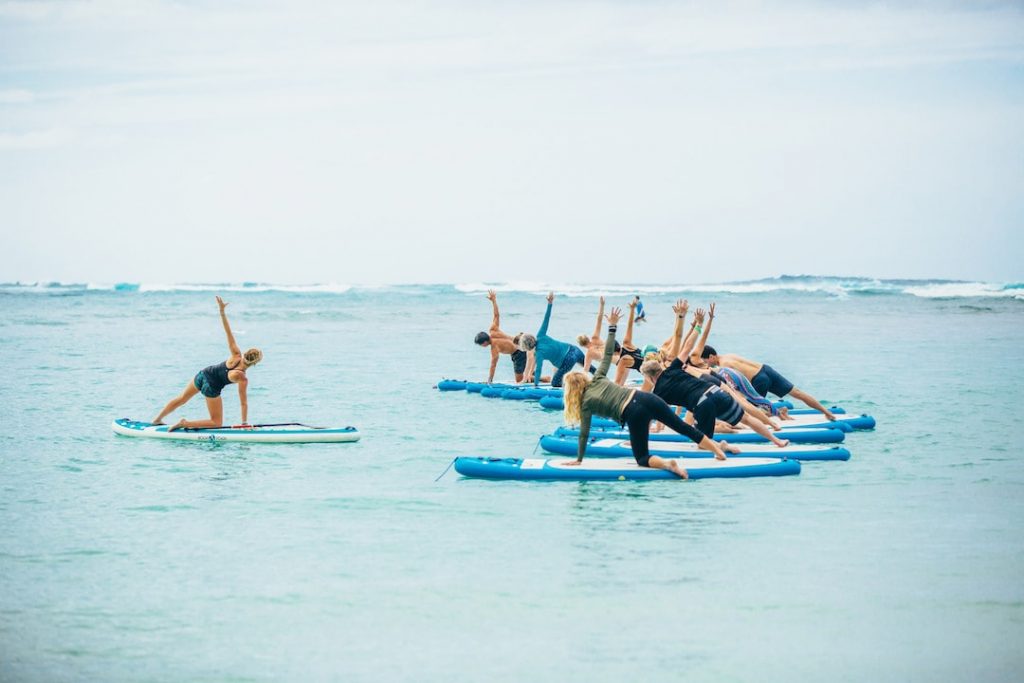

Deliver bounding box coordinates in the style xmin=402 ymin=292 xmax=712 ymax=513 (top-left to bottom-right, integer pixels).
xmin=243 ymin=348 xmax=263 ymax=366
xmin=561 ymin=372 xmax=590 ymax=425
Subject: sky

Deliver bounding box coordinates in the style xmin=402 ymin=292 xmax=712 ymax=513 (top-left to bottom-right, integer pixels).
xmin=1 ymin=0 xmax=1022 ymax=285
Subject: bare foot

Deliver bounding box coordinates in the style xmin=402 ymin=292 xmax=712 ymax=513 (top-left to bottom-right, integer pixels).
xmin=167 ymin=419 xmax=186 ymax=432
xmin=720 ymin=440 xmax=741 ymax=454
xmin=824 ymin=411 xmax=837 ymax=421
xmin=669 ymin=460 xmax=688 ymax=479
xmin=151 ymin=419 xmax=165 ymax=426
xmin=774 ymin=438 xmax=791 ymax=448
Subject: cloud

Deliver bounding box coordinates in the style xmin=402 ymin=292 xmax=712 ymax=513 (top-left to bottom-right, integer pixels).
xmin=0 ymin=89 xmax=34 ymax=104
xmin=0 ymin=128 xmax=71 ymax=150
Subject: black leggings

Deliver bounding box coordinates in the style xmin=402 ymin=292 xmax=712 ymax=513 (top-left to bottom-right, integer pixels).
xmin=621 ymin=392 xmax=705 ymax=467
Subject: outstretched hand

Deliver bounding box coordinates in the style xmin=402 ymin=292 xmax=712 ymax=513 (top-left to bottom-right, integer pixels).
xmin=694 ymin=308 xmax=705 ymax=325
xmin=708 ymin=302 xmax=716 ymax=320
xmin=216 ymin=296 xmax=228 ymax=311
xmin=672 ymin=299 xmax=688 ymax=316
xmin=606 ymin=307 xmax=622 ymax=326
xmin=486 ymin=289 xmax=497 ymax=302
xmin=547 ymin=291 xmax=555 ymax=304
xmin=628 ymin=296 xmax=638 ymax=310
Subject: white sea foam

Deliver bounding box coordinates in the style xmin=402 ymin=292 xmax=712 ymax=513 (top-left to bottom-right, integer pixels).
xmin=901 ymin=282 xmax=1023 ymax=300
xmin=136 ymin=283 xmax=353 ymax=294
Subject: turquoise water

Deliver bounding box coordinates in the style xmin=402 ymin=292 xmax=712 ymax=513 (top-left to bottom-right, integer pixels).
xmin=1 ymin=279 xmax=1022 ymax=681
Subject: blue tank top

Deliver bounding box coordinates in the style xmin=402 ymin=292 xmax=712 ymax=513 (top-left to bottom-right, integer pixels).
xmin=201 ymin=360 xmax=242 ymax=396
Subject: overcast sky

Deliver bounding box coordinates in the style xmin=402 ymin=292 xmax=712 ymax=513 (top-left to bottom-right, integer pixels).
xmin=1 ymin=0 xmax=1022 ymax=285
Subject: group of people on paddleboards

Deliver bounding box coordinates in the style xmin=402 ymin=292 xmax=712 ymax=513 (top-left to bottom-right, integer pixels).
xmin=474 ymin=291 xmax=836 ymax=478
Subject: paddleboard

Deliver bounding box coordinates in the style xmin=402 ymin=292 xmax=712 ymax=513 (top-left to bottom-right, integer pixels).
xmin=539 ymin=435 xmax=850 ymax=461
xmin=453 ymin=456 xmax=800 ymax=481
xmin=112 ymin=418 xmax=360 ymax=444
xmin=554 ymin=425 xmax=846 ymax=444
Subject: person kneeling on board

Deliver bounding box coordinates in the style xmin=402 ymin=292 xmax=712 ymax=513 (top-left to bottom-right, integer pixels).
xmin=640 ymin=302 xmax=790 ymax=448
xmin=473 ymin=289 xmax=532 ymax=384
xmin=152 ymin=296 xmax=262 ymax=431
xmin=561 ymin=306 xmax=729 ymax=479
xmin=521 ymin=292 xmax=593 ymax=388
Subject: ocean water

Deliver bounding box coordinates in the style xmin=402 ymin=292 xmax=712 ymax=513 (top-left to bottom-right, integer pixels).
xmin=1 ymin=277 xmax=1022 ymax=682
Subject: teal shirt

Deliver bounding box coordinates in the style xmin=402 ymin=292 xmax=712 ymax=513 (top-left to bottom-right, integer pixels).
xmin=534 ymin=301 xmax=573 ymax=384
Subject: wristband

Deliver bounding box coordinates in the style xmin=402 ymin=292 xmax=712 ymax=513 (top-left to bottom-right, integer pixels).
xmin=695 ymin=325 xmax=703 ymax=334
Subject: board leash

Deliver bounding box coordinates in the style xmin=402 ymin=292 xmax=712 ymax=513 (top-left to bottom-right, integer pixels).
xmin=434 ymin=458 xmax=456 ymax=482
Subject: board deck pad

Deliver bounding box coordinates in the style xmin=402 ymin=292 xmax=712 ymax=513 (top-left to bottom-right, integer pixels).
xmin=112 ymin=418 xmax=360 ymax=444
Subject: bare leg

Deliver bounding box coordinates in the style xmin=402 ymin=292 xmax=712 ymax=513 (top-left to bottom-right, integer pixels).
xmin=648 ymin=455 xmax=688 ymax=479
xmin=153 ymin=380 xmax=200 ymax=424
xmin=788 ymin=388 xmax=836 ymax=420
xmin=740 ymin=414 xmax=790 ymax=447
xmin=168 ymin=396 xmax=224 ymax=431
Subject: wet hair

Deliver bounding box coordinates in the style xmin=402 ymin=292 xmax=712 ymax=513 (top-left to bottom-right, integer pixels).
xmin=576 ymin=334 xmax=591 ymax=347
xmin=561 ymin=372 xmax=590 ymax=425
xmin=243 ymin=348 xmax=263 ymax=366
xmin=474 ymin=331 xmax=491 ymax=345
xmin=701 ymin=345 xmax=717 ymax=359
xmin=518 ymin=334 xmax=537 ymax=351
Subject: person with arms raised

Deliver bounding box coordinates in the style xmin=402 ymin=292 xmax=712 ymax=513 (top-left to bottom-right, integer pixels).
xmin=153 ymin=296 xmax=262 ymax=431
xmin=561 ymin=306 xmax=729 ymax=478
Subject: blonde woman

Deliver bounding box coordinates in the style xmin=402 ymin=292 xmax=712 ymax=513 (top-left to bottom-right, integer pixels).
xmin=562 ymin=307 xmax=728 ymax=479
xmin=153 ymin=296 xmax=263 ymax=431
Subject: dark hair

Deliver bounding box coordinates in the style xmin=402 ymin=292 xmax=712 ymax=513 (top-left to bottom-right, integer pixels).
xmin=613 ymin=341 xmax=622 ymax=353
xmin=700 ymin=345 xmax=717 ymax=359
xmin=474 ymin=332 xmax=490 ymax=345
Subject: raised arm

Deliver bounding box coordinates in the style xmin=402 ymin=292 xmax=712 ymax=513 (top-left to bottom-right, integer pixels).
xmin=595 ymin=307 xmax=622 ymax=379
xmin=623 ymin=297 xmax=638 ymax=345
xmin=678 ymin=308 xmax=705 ymax=361
xmin=581 ymin=296 xmax=607 ymax=373
xmin=666 ymin=300 xmax=691 ymax=360
xmin=487 ymin=289 xmax=501 ymax=332
xmin=591 ymin=297 xmax=605 ymax=339
xmin=538 ymin=291 xmax=554 ymax=337
xmin=690 ymin=302 xmax=716 ymax=361
xmin=216 ymin=296 xmax=241 ymax=357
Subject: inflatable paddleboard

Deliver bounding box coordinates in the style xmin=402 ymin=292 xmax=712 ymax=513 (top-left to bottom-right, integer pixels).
xmin=539 ymin=435 xmax=850 ymax=461
xmin=112 ymin=418 xmax=360 ymax=444
xmin=453 ymin=456 xmax=800 ymax=481
xmin=538 ymin=396 xmax=797 ymax=412
xmin=554 ymin=425 xmax=846 ymax=444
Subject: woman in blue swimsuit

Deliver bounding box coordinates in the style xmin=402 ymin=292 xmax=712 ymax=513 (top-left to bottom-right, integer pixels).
xmin=153 ymin=296 xmax=263 ymax=431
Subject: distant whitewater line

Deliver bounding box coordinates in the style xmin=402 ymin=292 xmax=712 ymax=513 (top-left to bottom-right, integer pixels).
xmin=1 ymin=276 xmax=1022 ymax=300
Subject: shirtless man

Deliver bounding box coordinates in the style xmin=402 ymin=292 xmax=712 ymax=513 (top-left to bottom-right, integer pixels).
xmin=700 ymin=344 xmax=836 ymax=421
xmin=474 ymin=290 xmax=530 ymax=384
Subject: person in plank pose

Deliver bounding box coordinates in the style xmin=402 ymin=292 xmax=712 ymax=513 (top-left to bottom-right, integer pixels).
xmin=473 ymin=289 xmax=533 ymax=384
xmin=561 ymin=306 xmax=729 ymax=479
xmin=153 ymin=296 xmax=262 ymax=431
xmin=641 ymin=302 xmax=790 ymax=447
xmin=519 ymin=292 xmax=591 ymax=388
xmin=700 ymin=341 xmax=836 ymax=421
